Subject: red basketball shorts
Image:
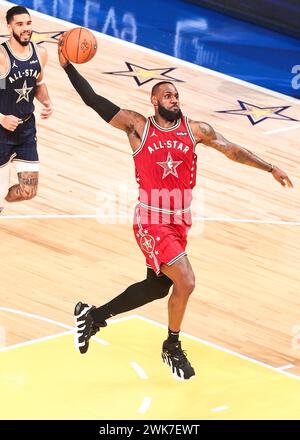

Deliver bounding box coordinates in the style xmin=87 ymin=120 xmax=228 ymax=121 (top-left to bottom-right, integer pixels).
xmin=133 ymin=204 xmax=192 ymax=275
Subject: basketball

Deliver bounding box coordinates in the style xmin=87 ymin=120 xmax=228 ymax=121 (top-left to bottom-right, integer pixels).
xmin=60 ymin=27 xmax=97 ymax=64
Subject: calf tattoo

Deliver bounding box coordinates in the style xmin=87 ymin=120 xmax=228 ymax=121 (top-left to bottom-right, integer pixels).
xmin=5 ymin=171 xmax=39 ymax=202
xmin=19 ymin=176 xmax=39 ymax=186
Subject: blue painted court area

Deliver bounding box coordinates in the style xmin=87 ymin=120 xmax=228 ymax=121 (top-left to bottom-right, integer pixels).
xmin=17 ymin=0 xmax=300 ymax=98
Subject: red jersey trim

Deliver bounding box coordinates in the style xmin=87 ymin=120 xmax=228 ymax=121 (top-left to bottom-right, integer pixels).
xmin=167 ymin=252 xmax=187 ymax=266
xmin=135 ymin=206 xmax=161 ymax=274
xmin=185 ymin=117 xmax=197 ymax=150
xmin=132 ymin=118 xmax=150 ymax=157
xmin=150 ymin=116 xmax=181 ymax=132
xmin=139 ymin=202 xmax=191 ymax=215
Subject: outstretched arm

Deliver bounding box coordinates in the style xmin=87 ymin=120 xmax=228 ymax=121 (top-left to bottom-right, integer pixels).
xmin=57 ymin=40 xmax=146 ymax=138
xmin=191 ymin=121 xmax=293 ymax=188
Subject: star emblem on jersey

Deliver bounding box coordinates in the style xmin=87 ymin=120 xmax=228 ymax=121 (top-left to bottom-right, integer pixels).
xmin=140 ymin=235 xmax=155 ymax=253
xmin=216 ymin=100 xmax=298 ymax=125
xmin=14 ymin=80 xmax=33 ymax=103
xmin=157 ymin=152 xmax=183 ymax=179
xmin=104 ymin=62 xmax=184 ymax=86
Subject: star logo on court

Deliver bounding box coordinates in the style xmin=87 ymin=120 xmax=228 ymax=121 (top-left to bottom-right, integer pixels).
xmin=104 ymin=62 xmax=184 ymax=86
xmin=157 ymin=152 xmax=183 ymax=179
xmin=216 ymin=100 xmax=298 ymax=125
xmin=31 ymin=30 xmax=64 ymax=44
xmin=0 ymin=30 xmax=64 ymax=45
xmin=15 ymin=80 xmax=33 ymax=103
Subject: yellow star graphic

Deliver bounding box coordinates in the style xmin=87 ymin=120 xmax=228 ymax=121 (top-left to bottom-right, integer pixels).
xmin=105 ymin=62 xmax=183 ymax=86
xmin=245 ymin=105 xmax=276 ymax=122
xmin=217 ymin=100 xmax=298 ymax=125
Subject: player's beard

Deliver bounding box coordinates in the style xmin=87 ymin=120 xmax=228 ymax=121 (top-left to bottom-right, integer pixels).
xmin=158 ymin=102 xmax=182 ymax=122
xmin=13 ymin=30 xmax=32 ymax=46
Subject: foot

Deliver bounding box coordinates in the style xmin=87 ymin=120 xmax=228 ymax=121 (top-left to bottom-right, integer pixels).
xmin=162 ymin=340 xmax=195 ymax=380
xmin=74 ymin=302 xmax=107 ymax=354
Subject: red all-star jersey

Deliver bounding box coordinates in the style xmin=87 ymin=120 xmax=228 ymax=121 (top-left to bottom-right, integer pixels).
xmin=133 ymin=116 xmax=197 ymax=211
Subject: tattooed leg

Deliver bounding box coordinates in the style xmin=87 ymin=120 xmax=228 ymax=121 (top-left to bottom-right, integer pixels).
xmin=5 ymin=171 xmax=39 ymax=202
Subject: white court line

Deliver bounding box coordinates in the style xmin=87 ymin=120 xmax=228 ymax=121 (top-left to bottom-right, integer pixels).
xmin=92 ymin=335 xmax=109 ymax=346
xmin=0 ymin=306 xmax=109 ymax=346
xmin=276 ymin=364 xmax=295 ymax=371
xmin=264 ymin=124 xmax=300 ymax=135
xmin=0 ymin=325 xmax=6 ymax=347
xmin=1 ymin=1 xmax=299 ymax=228
xmin=211 ymin=405 xmax=229 ymax=412
xmin=0 ymin=306 xmax=73 ymax=330
xmin=138 ymin=396 xmax=152 ymax=414
xmin=3 ymin=0 xmax=300 ymax=106
xmin=0 ymin=214 xmax=100 ymax=219
xmin=193 ymin=217 xmax=300 ymax=225
xmin=135 ymin=315 xmax=300 ymax=381
xmin=0 ymin=330 xmax=73 ymax=353
xmin=1 ymin=308 xmax=300 ymax=382
xmin=0 ymin=214 xmax=299 ymax=225
xmin=0 ymin=309 xmax=152 ymax=416
xmin=130 ymin=361 xmax=149 ymax=380
xmin=108 ymin=315 xmax=143 ymax=324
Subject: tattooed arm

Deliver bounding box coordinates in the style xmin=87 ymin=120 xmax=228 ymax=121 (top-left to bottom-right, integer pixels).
xmin=190 ymin=120 xmax=293 ymax=188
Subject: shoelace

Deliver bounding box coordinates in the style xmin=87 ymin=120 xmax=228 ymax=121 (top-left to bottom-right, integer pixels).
xmin=170 ymin=347 xmax=190 ymax=367
xmin=90 ymin=321 xmax=107 ymax=336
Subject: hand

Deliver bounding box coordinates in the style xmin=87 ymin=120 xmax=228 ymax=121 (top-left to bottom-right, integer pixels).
xmin=57 ymin=35 xmax=69 ymax=67
xmin=40 ymin=100 xmax=53 ymax=119
xmin=0 ymin=114 xmax=23 ymax=131
xmin=271 ymin=166 xmax=293 ymax=188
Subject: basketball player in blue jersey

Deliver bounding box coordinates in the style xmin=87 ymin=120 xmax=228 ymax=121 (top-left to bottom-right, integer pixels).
xmin=0 ymin=6 xmax=53 ymax=210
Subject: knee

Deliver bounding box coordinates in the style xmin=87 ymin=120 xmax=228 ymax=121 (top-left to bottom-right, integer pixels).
xmin=146 ymin=275 xmax=173 ymax=300
xmin=155 ymin=277 xmax=173 ymax=299
xmin=179 ymin=272 xmax=196 ymax=296
xmin=185 ymin=275 xmax=196 ymax=295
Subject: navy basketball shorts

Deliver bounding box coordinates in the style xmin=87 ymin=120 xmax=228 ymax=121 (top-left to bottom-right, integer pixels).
xmin=0 ymin=116 xmax=39 ymax=172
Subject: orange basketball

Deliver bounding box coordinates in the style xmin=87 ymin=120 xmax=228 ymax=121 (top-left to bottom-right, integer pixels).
xmin=60 ymin=27 xmax=97 ymax=64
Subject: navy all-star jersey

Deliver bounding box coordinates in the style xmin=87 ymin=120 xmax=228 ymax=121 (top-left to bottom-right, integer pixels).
xmin=0 ymin=41 xmax=41 ymax=145
xmin=0 ymin=40 xmax=41 ymax=118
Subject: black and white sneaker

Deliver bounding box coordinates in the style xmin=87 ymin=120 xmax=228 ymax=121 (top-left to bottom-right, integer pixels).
xmin=162 ymin=340 xmax=195 ymax=380
xmin=74 ymin=302 xmax=106 ymax=354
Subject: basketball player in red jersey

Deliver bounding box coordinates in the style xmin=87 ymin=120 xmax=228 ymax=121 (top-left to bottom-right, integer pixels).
xmin=0 ymin=6 xmax=53 ymax=211
xmin=58 ymin=44 xmax=293 ymax=380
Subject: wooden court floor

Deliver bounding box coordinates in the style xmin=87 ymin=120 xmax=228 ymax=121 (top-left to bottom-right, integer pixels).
xmin=1 ymin=2 xmax=300 ymax=419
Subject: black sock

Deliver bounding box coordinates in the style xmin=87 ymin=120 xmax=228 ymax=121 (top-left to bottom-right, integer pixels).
xmin=90 ymin=269 xmax=173 ymax=324
xmin=167 ymin=328 xmax=180 ymax=343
